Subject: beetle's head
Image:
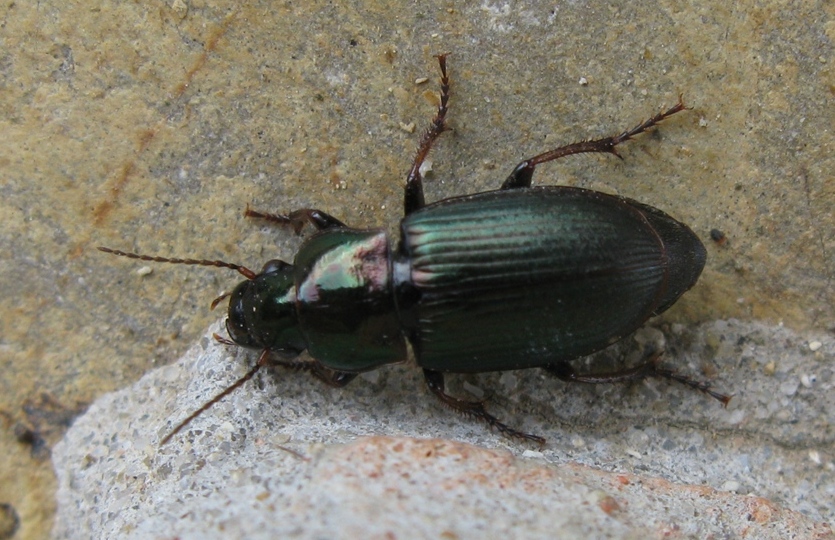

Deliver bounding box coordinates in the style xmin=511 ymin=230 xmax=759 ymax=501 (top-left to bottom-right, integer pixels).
xmin=225 ymin=259 xmax=307 ymax=357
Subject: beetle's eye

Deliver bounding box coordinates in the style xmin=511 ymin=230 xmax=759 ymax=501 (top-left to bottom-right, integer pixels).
xmin=261 ymin=259 xmax=291 ymax=275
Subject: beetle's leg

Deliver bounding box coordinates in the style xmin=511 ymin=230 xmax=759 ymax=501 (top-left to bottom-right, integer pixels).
xmin=501 ymin=97 xmax=687 ymax=190
xmin=267 ymin=356 xmax=358 ymax=388
xmin=245 ymin=206 xmax=346 ymax=234
xmin=423 ymin=369 xmax=545 ymax=445
xmin=404 ymin=54 xmax=451 ymax=216
xmin=545 ymin=350 xmax=732 ymax=405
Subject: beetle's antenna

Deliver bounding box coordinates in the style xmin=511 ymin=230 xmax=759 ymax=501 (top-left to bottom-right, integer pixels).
xmin=159 ymin=348 xmax=271 ymax=446
xmin=98 ymin=247 xmax=258 ymax=280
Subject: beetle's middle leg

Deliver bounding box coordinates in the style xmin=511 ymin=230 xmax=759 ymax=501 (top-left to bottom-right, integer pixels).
xmin=544 ymin=350 xmax=731 ymax=405
xmin=501 ymin=97 xmax=687 ymax=190
xmin=423 ymin=369 xmax=545 ymax=445
xmin=404 ymin=54 xmax=451 ymax=216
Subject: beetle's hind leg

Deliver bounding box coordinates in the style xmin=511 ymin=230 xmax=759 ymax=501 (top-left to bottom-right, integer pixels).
xmin=404 ymin=54 xmax=452 ymax=216
xmin=423 ymin=369 xmax=545 ymax=445
xmin=501 ymin=97 xmax=687 ymax=190
xmin=545 ymin=350 xmax=731 ymax=405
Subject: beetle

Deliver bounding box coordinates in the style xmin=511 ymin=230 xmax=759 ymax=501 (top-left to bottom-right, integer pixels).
xmin=101 ymin=55 xmax=730 ymax=445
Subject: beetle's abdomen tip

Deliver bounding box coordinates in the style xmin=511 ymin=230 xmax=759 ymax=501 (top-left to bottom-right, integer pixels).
xmin=654 ymin=224 xmax=706 ymax=315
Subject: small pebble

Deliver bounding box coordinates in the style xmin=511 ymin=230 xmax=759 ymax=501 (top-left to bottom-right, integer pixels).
xmin=462 ymin=381 xmax=484 ymax=399
xmin=800 ymin=374 xmax=816 ymax=388
xmin=721 ymin=480 xmax=740 ymax=492
xmin=808 ymin=450 xmax=821 ymax=465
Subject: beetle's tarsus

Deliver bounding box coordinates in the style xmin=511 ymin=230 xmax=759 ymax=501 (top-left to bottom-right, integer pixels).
xmin=545 ymin=350 xmax=731 ymax=405
xmin=651 ymin=365 xmax=733 ymax=406
xmin=501 ymin=97 xmax=688 ymax=190
xmin=404 ymin=54 xmax=452 ymax=215
xmin=423 ymin=370 xmax=545 ymax=446
xmin=245 ymin=206 xmax=346 ymax=233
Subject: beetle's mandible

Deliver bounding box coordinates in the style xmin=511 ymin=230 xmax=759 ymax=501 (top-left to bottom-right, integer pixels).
xmin=101 ymin=55 xmax=730 ymax=446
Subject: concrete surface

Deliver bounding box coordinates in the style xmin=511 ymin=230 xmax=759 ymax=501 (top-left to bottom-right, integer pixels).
xmin=0 ymin=0 xmax=833 ymax=538
xmin=52 ymin=319 xmax=834 ymax=538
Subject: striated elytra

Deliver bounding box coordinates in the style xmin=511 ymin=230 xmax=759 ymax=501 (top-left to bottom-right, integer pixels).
xmin=101 ymin=55 xmax=728 ymax=446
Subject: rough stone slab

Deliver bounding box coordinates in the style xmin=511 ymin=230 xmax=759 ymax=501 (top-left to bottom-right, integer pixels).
xmin=52 ymin=319 xmax=835 ymax=538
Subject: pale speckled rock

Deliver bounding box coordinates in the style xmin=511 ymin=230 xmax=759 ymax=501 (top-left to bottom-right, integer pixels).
xmin=52 ymin=320 xmax=834 ymax=538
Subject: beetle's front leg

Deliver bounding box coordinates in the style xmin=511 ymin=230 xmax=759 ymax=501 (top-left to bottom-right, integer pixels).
xmin=245 ymin=206 xmax=346 ymax=234
xmin=423 ymin=369 xmax=545 ymax=445
xmin=501 ymin=97 xmax=687 ymax=189
xmin=404 ymin=54 xmax=451 ymax=216
xmin=544 ymin=350 xmax=731 ymax=405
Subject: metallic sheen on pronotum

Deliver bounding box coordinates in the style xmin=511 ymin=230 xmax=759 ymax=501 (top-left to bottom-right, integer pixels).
xmin=100 ymin=55 xmax=730 ymax=446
